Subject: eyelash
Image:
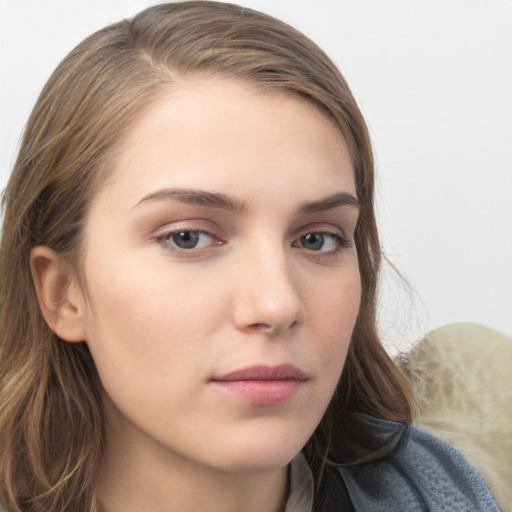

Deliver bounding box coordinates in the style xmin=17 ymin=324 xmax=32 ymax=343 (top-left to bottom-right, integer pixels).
xmin=293 ymin=231 xmax=352 ymax=253
xmin=154 ymin=228 xmax=353 ymax=259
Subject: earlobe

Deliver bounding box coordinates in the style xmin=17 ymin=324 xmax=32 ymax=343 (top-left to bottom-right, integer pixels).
xmin=30 ymin=246 xmax=87 ymax=342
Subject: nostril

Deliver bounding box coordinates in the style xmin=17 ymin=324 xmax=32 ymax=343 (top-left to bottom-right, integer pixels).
xmin=247 ymin=319 xmax=301 ymax=335
xmin=249 ymin=322 xmax=274 ymax=331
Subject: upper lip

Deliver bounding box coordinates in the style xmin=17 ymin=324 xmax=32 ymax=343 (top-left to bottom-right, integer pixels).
xmin=212 ymin=364 xmax=307 ymax=381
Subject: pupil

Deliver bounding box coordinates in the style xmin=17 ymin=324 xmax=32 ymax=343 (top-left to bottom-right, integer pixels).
xmin=172 ymin=231 xmax=199 ymax=249
xmin=303 ymin=233 xmax=324 ymax=250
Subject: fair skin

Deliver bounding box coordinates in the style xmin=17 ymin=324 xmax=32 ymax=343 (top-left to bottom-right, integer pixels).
xmin=32 ymin=78 xmax=361 ymax=512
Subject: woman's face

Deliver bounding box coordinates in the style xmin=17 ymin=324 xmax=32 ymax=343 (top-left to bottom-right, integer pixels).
xmin=76 ymin=78 xmax=361 ymax=473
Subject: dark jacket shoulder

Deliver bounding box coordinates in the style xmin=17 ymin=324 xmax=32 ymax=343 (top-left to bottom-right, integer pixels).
xmin=337 ymin=417 xmax=499 ymax=511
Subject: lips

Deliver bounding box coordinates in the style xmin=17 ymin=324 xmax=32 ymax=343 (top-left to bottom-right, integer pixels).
xmin=210 ymin=364 xmax=306 ymax=406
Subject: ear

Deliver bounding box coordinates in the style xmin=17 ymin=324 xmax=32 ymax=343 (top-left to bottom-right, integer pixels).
xmin=30 ymin=246 xmax=87 ymax=342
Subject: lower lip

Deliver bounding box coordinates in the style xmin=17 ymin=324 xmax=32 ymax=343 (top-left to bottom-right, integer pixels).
xmin=211 ymin=379 xmax=303 ymax=405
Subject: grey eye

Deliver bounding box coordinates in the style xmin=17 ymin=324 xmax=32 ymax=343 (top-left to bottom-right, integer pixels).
xmin=169 ymin=231 xmax=204 ymax=249
xmin=299 ymin=233 xmax=325 ymax=251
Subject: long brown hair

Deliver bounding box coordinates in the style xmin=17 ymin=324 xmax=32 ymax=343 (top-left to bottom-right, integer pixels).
xmin=0 ymin=2 xmax=414 ymax=510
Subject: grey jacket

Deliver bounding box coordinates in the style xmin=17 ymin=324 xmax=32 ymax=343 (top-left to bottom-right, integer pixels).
xmin=335 ymin=417 xmax=500 ymax=511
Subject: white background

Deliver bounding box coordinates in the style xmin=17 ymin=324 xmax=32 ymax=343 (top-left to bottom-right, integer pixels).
xmin=1 ymin=0 xmax=511 ymax=352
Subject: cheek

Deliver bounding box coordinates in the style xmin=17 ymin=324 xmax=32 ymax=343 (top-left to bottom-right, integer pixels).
xmin=305 ymin=268 xmax=361 ymax=378
xmin=313 ymin=267 xmax=361 ymax=333
xmin=80 ymin=254 xmax=225 ymax=383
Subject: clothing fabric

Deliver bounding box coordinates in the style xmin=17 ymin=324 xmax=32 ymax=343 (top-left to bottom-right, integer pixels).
xmin=285 ymin=450 xmax=315 ymax=512
xmin=285 ymin=417 xmax=500 ymax=511
xmin=405 ymin=322 xmax=512 ymax=510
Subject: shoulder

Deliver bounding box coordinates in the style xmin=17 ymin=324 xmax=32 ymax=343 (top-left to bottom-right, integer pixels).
xmin=337 ymin=417 xmax=500 ymax=511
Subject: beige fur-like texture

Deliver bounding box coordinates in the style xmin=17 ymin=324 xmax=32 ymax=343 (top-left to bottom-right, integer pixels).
xmin=402 ymin=322 xmax=512 ymax=511
xmin=404 ymin=323 xmax=512 ymax=512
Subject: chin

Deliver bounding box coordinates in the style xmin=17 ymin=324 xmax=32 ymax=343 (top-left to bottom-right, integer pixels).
xmin=219 ymin=451 xmax=299 ymax=474
xmin=205 ymin=426 xmax=311 ymax=474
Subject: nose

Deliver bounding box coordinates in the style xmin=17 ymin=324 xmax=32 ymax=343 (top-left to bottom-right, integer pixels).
xmin=231 ymin=241 xmax=306 ymax=335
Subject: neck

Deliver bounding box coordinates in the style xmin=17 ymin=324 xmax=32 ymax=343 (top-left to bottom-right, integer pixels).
xmin=96 ymin=403 xmax=289 ymax=512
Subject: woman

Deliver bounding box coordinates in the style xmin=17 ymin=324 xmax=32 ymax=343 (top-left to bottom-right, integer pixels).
xmin=0 ymin=2 xmax=498 ymax=511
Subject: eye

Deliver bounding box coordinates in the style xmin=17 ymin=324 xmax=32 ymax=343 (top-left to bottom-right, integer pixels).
xmin=158 ymin=230 xmax=217 ymax=251
xmin=293 ymin=232 xmax=351 ymax=252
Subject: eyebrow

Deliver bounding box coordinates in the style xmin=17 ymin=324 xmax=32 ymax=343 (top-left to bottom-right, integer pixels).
xmin=133 ymin=187 xmax=360 ymax=214
xmin=134 ymin=188 xmax=248 ymax=213
xmin=296 ymin=191 xmax=360 ymax=215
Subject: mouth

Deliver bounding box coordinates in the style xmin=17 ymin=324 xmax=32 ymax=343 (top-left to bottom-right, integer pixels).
xmin=210 ymin=364 xmax=307 ymax=406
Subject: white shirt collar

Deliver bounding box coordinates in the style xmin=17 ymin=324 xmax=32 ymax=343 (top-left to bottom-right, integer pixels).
xmin=284 ymin=452 xmax=314 ymax=512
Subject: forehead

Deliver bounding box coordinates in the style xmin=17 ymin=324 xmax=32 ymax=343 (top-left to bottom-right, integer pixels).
xmin=98 ymin=77 xmax=355 ymax=209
